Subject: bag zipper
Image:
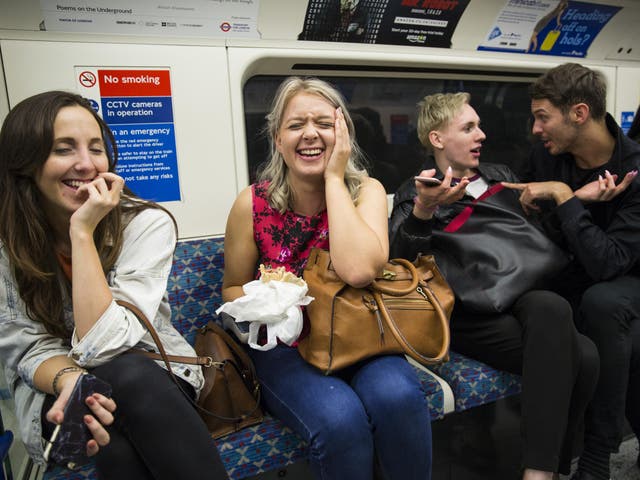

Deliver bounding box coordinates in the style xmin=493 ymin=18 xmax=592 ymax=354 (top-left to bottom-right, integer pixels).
xmin=363 ymin=294 xmax=385 ymax=339
xmin=417 ymin=280 xmax=447 ymax=313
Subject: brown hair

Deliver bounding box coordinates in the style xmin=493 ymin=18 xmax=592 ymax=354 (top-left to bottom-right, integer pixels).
xmin=0 ymin=90 xmax=173 ymax=337
xmin=530 ymin=63 xmax=607 ymax=120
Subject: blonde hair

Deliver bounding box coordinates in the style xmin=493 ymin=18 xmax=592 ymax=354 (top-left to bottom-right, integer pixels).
xmin=257 ymin=76 xmax=368 ymax=213
xmin=417 ymin=92 xmax=471 ymax=152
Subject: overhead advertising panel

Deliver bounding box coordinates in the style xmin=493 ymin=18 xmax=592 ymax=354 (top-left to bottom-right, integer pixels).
xmin=298 ymin=0 xmax=470 ymax=48
xmin=621 ymin=111 xmax=635 ymax=135
xmin=76 ymin=67 xmax=181 ymax=203
xmin=40 ymin=0 xmax=259 ymax=38
xmin=478 ymin=0 xmax=621 ymax=57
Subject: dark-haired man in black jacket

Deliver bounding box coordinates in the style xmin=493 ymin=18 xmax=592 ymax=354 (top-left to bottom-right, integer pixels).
xmin=504 ymin=62 xmax=640 ymax=480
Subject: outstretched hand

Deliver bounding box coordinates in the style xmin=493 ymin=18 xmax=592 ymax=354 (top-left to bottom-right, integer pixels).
xmin=504 ymin=169 xmax=638 ymax=214
xmin=574 ymin=169 xmax=637 ymax=203
xmin=502 ymin=180 xmax=573 ymax=214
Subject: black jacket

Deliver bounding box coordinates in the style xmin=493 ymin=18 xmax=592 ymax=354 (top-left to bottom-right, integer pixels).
xmin=522 ymin=113 xmax=640 ymax=294
xmin=389 ymin=156 xmax=519 ymax=260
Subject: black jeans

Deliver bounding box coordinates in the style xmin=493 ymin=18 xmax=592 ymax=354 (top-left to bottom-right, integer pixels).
xmin=450 ymin=290 xmax=600 ymax=474
xmin=43 ymin=354 xmax=228 ymax=480
xmin=570 ymin=274 xmax=640 ymax=453
xmin=627 ymin=318 xmax=640 ymax=439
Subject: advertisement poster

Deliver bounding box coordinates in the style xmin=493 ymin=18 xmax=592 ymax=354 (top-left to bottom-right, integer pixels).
xmin=76 ymin=67 xmax=181 ymax=202
xmin=41 ymin=0 xmax=259 ymax=38
xmin=377 ymin=0 xmax=470 ymax=48
xmin=298 ymin=0 xmax=469 ymax=48
xmin=621 ymin=111 xmax=635 ymax=135
xmin=478 ymin=0 xmax=621 ymax=57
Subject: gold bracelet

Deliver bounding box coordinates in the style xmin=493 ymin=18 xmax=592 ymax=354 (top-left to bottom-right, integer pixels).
xmin=52 ymin=366 xmax=86 ymax=396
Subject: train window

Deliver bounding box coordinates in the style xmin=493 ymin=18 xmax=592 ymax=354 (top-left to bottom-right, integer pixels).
xmin=243 ymin=75 xmax=534 ymax=193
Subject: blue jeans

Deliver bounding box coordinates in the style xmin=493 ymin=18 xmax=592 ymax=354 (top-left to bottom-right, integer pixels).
xmin=247 ymin=345 xmax=432 ymax=480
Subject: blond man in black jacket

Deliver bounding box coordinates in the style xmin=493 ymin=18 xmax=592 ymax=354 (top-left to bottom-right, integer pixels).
xmin=389 ymin=92 xmax=598 ymax=480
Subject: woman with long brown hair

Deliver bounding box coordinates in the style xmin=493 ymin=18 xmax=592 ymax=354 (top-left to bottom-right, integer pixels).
xmin=0 ymin=91 xmax=227 ymax=479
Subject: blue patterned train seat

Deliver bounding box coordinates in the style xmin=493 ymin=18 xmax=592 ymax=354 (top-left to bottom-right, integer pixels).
xmin=42 ymin=237 xmax=445 ymax=480
xmin=41 ymin=236 xmax=520 ymax=480
xmin=429 ymin=352 xmax=521 ymax=413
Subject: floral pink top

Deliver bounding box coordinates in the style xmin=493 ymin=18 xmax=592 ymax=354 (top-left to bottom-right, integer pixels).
xmin=252 ymin=181 xmax=330 ymax=277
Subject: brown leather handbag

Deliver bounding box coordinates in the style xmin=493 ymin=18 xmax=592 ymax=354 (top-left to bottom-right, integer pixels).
xmin=117 ymin=300 xmax=263 ymax=439
xmin=297 ymin=248 xmax=455 ymax=374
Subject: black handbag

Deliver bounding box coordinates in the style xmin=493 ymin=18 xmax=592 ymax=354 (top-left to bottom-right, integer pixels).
xmin=430 ymin=184 xmax=569 ymax=313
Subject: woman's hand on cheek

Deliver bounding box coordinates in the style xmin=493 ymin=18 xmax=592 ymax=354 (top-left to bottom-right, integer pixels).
xmin=70 ymin=173 xmax=125 ymax=234
xmin=324 ymin=107 xmax=350 ymax=182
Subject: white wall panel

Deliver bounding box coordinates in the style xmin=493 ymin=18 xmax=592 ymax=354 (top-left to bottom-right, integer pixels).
xmin=615 ymin=66 xmax=640 ymax=123
xmin=1 ymin=39 xmax=235 ymax=238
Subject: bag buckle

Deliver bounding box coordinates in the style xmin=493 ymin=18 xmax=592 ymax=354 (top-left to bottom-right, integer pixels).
xmin=202 ymin=357 xmax=224 ymax=369
xmin=381 ymin=269 xmax=396 ymax=280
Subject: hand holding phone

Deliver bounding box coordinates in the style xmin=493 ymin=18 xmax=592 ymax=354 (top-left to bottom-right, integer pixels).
xmin=414 ymin=176 xmax=442 ymax=186
xmin=44 ymin=374 xmax=112 ymax=469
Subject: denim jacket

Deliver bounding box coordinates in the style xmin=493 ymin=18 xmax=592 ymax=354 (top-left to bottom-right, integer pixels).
xmin=0 ymin=208 xmax=204 ymax=464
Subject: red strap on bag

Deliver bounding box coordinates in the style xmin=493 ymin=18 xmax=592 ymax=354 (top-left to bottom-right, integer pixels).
xmin=443 ymin=183 xmax=505 ymax=233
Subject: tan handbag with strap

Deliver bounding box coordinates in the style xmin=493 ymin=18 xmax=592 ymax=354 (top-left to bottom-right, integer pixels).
xmin=297 ymin=248 xmax=455 ymax=374
xmin=118 ymin=300 xmax=263 ymax=439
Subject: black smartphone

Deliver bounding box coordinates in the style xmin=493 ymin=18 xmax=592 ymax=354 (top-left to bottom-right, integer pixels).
xmin=414 ymin=176 xmax=442 ymax=186
xmin=43 ymin=373 xmax=112 ymax=469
